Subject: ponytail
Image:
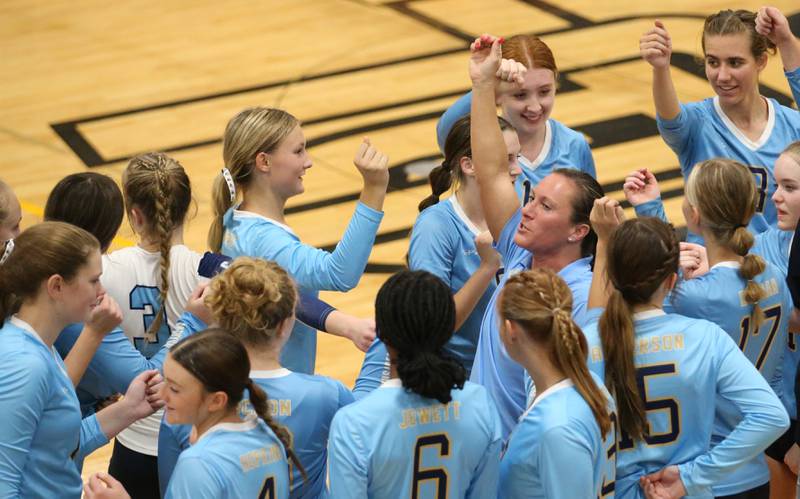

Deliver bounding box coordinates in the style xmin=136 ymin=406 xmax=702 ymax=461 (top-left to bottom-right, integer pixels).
xmin=732 ymin=226 xmax=766 ymax=328
xmin=246 ymin=379 xmax=307 ymax=483
xmin=209 ymin=173 xmax=234 ymax=252
xmin=418 ymin=163 xmax=454 ymax=212
xmin=376 ymin=270 xmax=466 ymax=403
xmin=599 ymin=289 xmax=646 ymax=440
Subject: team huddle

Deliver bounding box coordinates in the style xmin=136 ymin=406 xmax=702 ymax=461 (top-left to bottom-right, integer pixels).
xmin=2 ymin=5 xmax=800 ymax=499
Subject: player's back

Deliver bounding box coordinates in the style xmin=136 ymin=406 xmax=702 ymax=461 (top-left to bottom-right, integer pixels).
xmin=583 ymin=310 xmax=786 ymax=497
xmin=328 ymin=380 xmax=502 ymax=498
xmin=165 ymin=418 xmax=289 ymax=499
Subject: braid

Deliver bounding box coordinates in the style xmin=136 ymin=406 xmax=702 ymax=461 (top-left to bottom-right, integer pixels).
xmin=246 ymin=380 xmax=307 ymax=483
xmin=147 ymin=168 xmax=173 ymax=341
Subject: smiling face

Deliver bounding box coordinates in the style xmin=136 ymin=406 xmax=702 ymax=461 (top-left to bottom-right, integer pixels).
xmin=498 ymin=67 xmax=556 ymax=139
xmin=703 ymin=33 xmax=765 ymax=106
xmin=162 ymin=355 xmax=208 ymax=425
xmin=59 ymin=249 xmax=104 ymax=323
xmin=265 ymin=124 xmax=312 ymax=200
xmin=513 ymin=173 xmax=583 ymax=253
xmin=772 ymin=153 xmax=800 ymax=230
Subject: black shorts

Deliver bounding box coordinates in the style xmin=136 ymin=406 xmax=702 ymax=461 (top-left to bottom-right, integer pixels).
xmin=715 ymin=481 xmax=769 ymax=499
xmin=107 ymin=439 xmax=160 ymax=499
xmin=765 ymin=418 xmax=797 ymax=461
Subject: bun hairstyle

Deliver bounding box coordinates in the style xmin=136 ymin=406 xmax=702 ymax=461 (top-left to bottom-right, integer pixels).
xmin=419 ymin=115 xmax=514 ymax=212
xmin=123 ymin=152 xmax=192 ymax=341
xmin=685 ymin=158 xmax=766 ymax=327
xmin=0 ymin=222 xmax=99 ymax=321
xmin=600 ymin=218 xmax=679 ymax=442
xmin=702 ymin=9 xmax=777 ymax=60
xmin=375 ymin=270 xmax=465 ymax=403
xmin=499 ymin=269 xmax=611 ymax=436
xmin=170 ymin=330 xmax=306 ymax=481
xmin=205 ymin=257 xmax=297 ymax=348
xmin=209 ymin=107 xmax=299 ymax=251
xmin=44 ymin=172 xmax=124 ymax=253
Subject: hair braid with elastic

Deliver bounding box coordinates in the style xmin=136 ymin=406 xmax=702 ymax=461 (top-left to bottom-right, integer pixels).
xmin=500 ymin=270 xmax=612 ymax=437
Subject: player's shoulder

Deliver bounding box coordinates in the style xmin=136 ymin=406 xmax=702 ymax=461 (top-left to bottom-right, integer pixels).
xmin=771 ymin=98 xmax=800 ymax=124
xmin=413 ymin=200 xmax=459 ymax=232
xmin=548 ymin=118 xmax=585 ymax=143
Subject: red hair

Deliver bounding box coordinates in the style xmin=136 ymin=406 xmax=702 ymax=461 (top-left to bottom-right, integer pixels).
xmin=502 ymin=35 xmax=558 ymax=79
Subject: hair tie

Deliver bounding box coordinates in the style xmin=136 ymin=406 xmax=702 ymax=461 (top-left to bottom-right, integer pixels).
xmin=734 ymin=223 xmax=747 ymax=230
xmin=0 ymin=239 xmax=13 ymax=265
xmin=221 ymin=167 xmax=236 ymax=204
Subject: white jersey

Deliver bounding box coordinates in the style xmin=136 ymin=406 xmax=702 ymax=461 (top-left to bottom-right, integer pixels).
xmin=101 ymin=244 xmax=204 ymax=455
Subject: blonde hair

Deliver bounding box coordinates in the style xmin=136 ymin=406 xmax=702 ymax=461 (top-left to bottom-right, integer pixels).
xmin=208 ymin=108 xmax=299 ymax=251
xmin=205 ymin=257 xmax=297 ymax=347
xmin=784 ymin=141 xmax=800 ymax=165
xmin=685 ymin=158 xmax=766 ymax=327
xmin=499 ymin=269 xmax=611 ymax=437
xmin=123 ymin=152 xmax=192 ymax=340
xmin=0 ymin=179 xmax=13 ymax=225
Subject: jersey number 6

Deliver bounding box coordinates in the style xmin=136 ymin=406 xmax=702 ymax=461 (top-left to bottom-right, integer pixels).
xmin=412 ymin=433 xmax=450 ymax=499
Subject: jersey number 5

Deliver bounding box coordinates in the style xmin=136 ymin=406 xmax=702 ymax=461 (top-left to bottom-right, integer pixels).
xmin=412 ymin=433 xmax=450 ymax=499
xmin=619 ymin=363 xmax=680 ymax=450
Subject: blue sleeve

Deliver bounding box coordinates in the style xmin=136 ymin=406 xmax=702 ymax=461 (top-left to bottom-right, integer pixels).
xmin=656 ymin=102 xmax=701 ymax=171
xmin=336 ymin=381 xmax=356 ymax=409
xmin=0 ymin=352 xmax=48 ymax=494
xmin=352 ymin=339 xmax=389 ymax=400
xmin=83 ymin=312 xmax=206 ymax=396
xmin=466 ymin=400 xmax=502 ymax=499
xmin=678 ymin=330 xmax=790 ymax=496
xmin=257 ymin=202 xmax=383 ymax=291
xmin=76 ymin=414 xmax=109 ymax=462
xmin=408 ymin=211 xmax=457 ymax=286
xmin=297 ymin=292 xmax=335 ymax=332
xmin=578 ymin=138 xmax=596 ymax=178
xmin=436 ymin=91 xmax=472 ymax=151
xmin=327 ymin=411 xmax=369 ymax=498
xmin=633 ymin=197 xmax=669 ymax=223
xmin=786 ymin=67 xmax=800 ymax=107
xmin=165 ymin=456 xmax=224 ymax=498
xmin=158 ymin=421 xmax=192 ymax=497
xmin=539 ymin=427 xmax=596 ymax=499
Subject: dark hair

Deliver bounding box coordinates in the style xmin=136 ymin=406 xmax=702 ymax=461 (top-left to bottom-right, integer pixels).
xmin=702 ymin=9 xmax=777 ymax=59
xmin=419 ymin=115 xmax=514 ymax=212
xmin=375 ymin=270 xmax=465 ymax=403
xmin=170 ymin=330 xmax=306 ymax=481
xmin=600 ymin=218 xmax=679 ymax=442
xmin=44 ymin=172 xmax=124 ymax=253
xmin=124 ymin=152 xmax=192 ymax=340
xmin=552 ymin=168 xmax=604 ymax=258
xmin=500 ymin=269 xmax=611 ymax=437
xmin=0 ymin=222 xmax=100 ymax=320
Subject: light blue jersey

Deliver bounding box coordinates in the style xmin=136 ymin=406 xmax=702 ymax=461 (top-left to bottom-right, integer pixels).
xmin=221 ymin=202 xmax=383 ymax=374
xmin=328 ymin=379 xmax=502 ymax=498
xmin=164 ymin=418 xmax=290 ymax=499
xmin=352 ymin=338 xmax=391 ymax=400
xmin=656 ymin=94 xmax=800 ymax=238
xmin=583 ymin=309 xmax=789 ymax=497
xmin=409 ymin=196 xmax=498 ymax=372
xmin=787 ymin=67 xmax=800 ymax=109
xmin=159 ymin=368 xmax=353 ymax=498
xmin=436 ymin=91 xmax=596 ymax=190
xmin=667 ymin=261 xmax=790 ymax=495
xmin=499 ymin=376 xmax=617 ymax=499
xmin=470 ymin=209 xmax=593 ymax=438
xmin=55 ymin=312 xmax=205 ymax=418
xmin=0 ymin=317 xmax=109 ymax=497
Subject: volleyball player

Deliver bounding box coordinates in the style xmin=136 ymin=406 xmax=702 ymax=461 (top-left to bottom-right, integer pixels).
xmin=0 ymin=223 xmax=163 ymax=497
xmin=327 ymin=270 xmax=502 ymax=498
xmin=640 ymin=9 xmax=800 ymax=240
xmin=468 ymin=34 xmax=603 ymax=437
xmin=437 ymin=34 xmax=595 ymax=193
xmin=158 ymin=257 xmax=352 ymax=499
xmin=209 ymin=107 xmax=388 ymax=374
xmin=584 ymin=202 xmax=789 ymax=498
xmin=86 ymin=331 xmax=294 ymax=498
xmin=497 ymin=269 xmax=616 ymax=498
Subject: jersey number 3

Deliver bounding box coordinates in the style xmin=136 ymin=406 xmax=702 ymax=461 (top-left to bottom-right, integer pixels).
xmin=412 ymin=433 xmax=450 ymax=499
xmin=129 ymin=285 xmax=171 ymax=358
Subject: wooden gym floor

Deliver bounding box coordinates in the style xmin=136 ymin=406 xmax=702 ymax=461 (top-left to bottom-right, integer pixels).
xmin=2 ymin=0 xmax=799 ymax=481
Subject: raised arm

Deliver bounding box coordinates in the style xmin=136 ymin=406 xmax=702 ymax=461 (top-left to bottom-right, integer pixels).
xmin=470 ymin=34 xmax=526 ymax=240
xmin=588 ymin=197 xmax=625 ymax=310
xmin=757 ymin=7 xmax=800 ymax=72
xmin=641 ymin=21 xmax=680 ymax=120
